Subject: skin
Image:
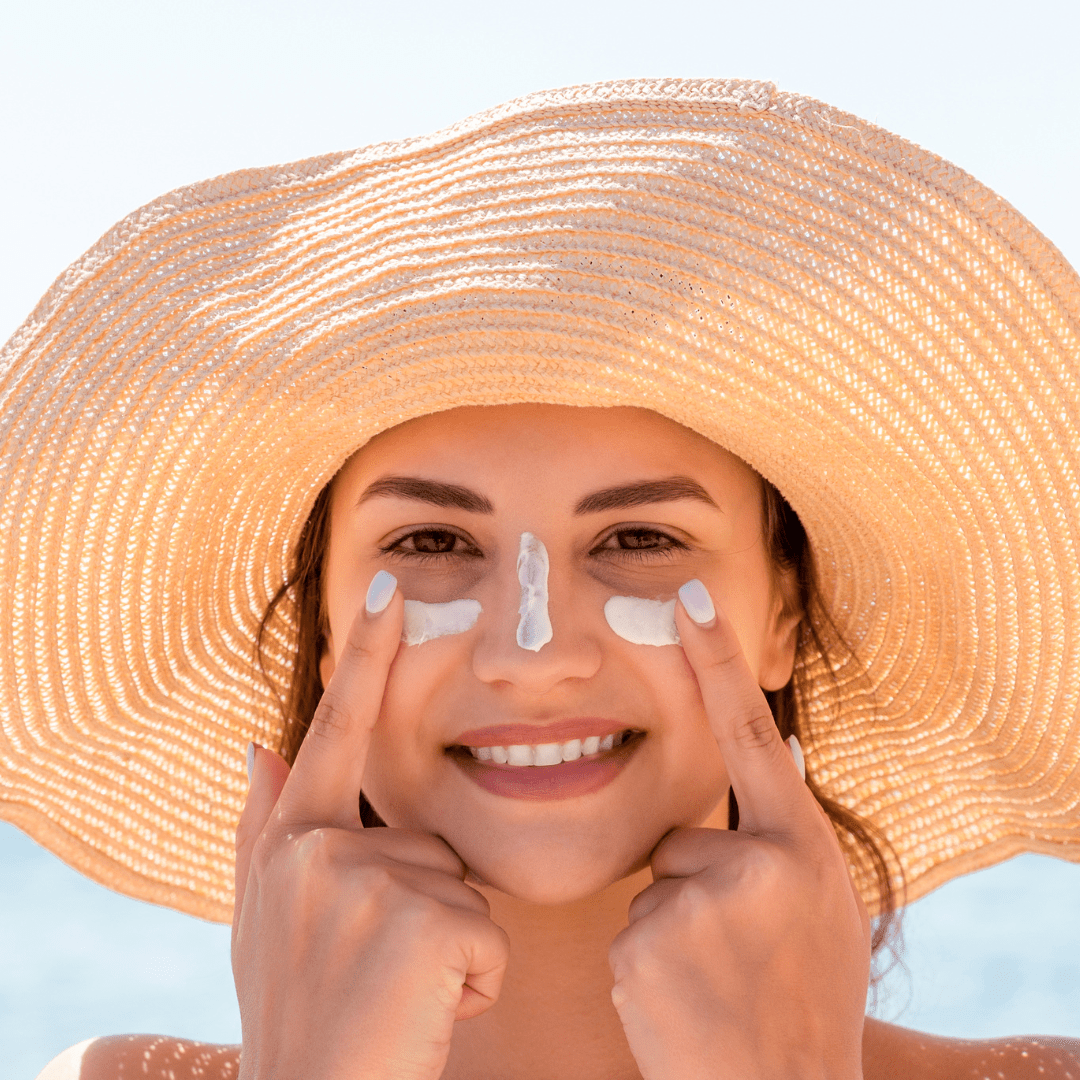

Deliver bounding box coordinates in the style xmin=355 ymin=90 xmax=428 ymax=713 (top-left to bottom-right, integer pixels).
xmin=43 ymin=405 xmax=1080 ymax=1080
xmin=312 ymin=404 xmax=821 ymax=1078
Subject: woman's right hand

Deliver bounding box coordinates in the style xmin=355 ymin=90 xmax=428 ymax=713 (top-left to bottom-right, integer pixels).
xmin=231 ymin=577 xmax=510 ymax=1080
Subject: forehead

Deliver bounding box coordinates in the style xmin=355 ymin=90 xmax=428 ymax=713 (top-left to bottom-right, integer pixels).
xmin=334 ymin=404 xmax=761 ymax=507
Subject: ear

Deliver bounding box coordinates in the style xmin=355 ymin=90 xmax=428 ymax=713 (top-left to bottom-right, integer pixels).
xmin=758 ymin=564 xmax=803 ymax=692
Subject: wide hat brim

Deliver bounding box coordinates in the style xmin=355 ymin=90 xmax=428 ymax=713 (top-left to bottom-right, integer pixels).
xmin=1 ymin=78 xmax=1078 ymax=922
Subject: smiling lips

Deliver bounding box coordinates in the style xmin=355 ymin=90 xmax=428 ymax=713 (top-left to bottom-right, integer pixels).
xmin=450 ymin=718 xmax=642 ymax=749
xmin=447 ymin=726 xmax=645 ymax=800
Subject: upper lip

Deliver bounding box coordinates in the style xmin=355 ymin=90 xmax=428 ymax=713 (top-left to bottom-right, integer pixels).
xmin=449 ymin=718 xmax=642 ymax=748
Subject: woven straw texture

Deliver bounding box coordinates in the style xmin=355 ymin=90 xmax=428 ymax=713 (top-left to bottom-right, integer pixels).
xmin=1 ymin=78 xmax=1078 ymax=923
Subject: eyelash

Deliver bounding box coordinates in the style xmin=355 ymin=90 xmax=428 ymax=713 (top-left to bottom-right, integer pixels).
xmin=379 ymin=528 xmax=482 ymax=564
xmin=591 ymin=528 xmax=689 ymax=563
xmin=379 ymin=527 xmax=688 ymax=564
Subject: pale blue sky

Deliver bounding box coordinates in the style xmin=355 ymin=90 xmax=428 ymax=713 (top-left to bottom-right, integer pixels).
xmin=2 ymin=2 xmax=1079 ymax=1077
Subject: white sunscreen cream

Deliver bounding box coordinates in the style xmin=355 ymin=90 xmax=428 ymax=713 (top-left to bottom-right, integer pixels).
xmin=516 ymin=532 xmax=553 ymax=651
xmin=604 ymin=595 xmax=681 ymax=646
xmin=402 ymin=599 xmax=482 ymax=646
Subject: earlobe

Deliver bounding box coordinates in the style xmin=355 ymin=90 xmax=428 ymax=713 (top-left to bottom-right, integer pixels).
xmin=759 ymin=571 xmax=803 ymax=691
xmin=759 ymin=608 xmax=802 ymax=691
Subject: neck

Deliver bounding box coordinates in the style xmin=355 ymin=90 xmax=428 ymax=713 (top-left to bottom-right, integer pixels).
xmin=441 ymin=795 xmax=730 ymax=1079
xmin=441 ymin=864 xmax=653 ymax=1080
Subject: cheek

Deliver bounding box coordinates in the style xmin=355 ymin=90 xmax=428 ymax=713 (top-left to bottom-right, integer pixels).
xmin=365 ymin=637 xmax=469 ymax=766
xmin=359 ymin=650 xmax=453 ymax=824
xmin=644 ymin=647 xmax=731 ymax=796
xmin=638 ymin=642 xmax=703 ymax=706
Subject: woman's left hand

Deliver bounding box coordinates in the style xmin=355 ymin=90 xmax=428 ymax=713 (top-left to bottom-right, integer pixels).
xmin=608 ymin=582 xmax=871 ymax=1080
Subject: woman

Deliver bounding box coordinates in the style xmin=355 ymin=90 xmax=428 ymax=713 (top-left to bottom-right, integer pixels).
xmin=7 ymin=79 xmax=1079 ymax=1078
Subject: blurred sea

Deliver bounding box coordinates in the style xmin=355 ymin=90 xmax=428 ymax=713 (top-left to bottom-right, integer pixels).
xmin=3 ymin=821 xmax=1078 ymax=1080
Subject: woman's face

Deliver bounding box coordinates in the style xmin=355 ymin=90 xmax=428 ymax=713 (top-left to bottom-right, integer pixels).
xmin=319 ymin=405 xmax=801 ymax=904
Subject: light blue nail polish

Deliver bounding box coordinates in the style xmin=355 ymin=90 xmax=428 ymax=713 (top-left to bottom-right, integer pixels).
xmin=678 ymin=579 xmax=716 ymax=626
xmin=246 ymin=742 xmax=255 ymax=782
xmin=366 ymin=570 xmax=397 ymax=615
xmin=787 ymin=734 xmax=807 ymax=781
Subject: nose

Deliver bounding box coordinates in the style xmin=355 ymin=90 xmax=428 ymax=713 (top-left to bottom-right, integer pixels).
xmin=470 ymin=556 xmax=603 ymax=694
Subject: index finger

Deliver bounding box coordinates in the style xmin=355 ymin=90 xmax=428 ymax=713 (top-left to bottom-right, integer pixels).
xmin=675 ymin=578 xmax=814 ymax=836
xmin=275 ymin=570 xmax=404 ymax=830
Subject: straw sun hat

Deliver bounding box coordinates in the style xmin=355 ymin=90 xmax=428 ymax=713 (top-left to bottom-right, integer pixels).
xmin=1 ymin=78 xmax=1077 ymax=924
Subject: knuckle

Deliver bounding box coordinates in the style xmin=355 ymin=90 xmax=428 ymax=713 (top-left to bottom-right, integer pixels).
xmin=308 ymin=693 xmax=353 ymax=744
xmin=733 ymin=844 xmax=785 ymax=894
xmin=394 ymin=891 xmax=447 ymax=937
xmin=607 ymin=930 xmax=637 ymax=978
xmin=610 ymin=923 xmax=660 ymax=980
xmin=699 ymin=635 xmax=744 ymax=673
xmin=353 ymin=859 xmax=397 ymax=899
xmin=671 ymin=877 xmax=716 ymax=924
xmin=342 ymin=624 xmax=382 ymax=665
xmin=732 ymin=701 xmax=782 ymax=755
xmin=294 ymin=826 xmax=341 ymax=874
xmin=245 ymin=831 xmax=306 ymax=908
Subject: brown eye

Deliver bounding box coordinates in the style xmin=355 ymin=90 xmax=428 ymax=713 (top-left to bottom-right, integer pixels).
xmin=379 ymin=526 xmax=482 ymax=563
xmin=616 ymin=529 xmax=668 ymax=549
xmin=409 ymin=530 xmax=460 ymax=553
xmin=589 ymin=525 xmax=687 ymax=561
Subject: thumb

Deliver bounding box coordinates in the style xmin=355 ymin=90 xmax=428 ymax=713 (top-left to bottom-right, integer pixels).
xmin=232 ymin=743 xmax=291 ymax=940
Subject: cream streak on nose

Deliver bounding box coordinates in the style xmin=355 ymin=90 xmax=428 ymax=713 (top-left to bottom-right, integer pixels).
xmin=515 ymin=532 xmax=553 ymax=651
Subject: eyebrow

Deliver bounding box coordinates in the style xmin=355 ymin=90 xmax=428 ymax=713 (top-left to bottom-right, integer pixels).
xmin=357 ymin=476 xmax=494 ymax=514
xmin=355 ymin=473 xmax=718 ymax=516
xmin=573 ymin=476 xmax=719 ymax=514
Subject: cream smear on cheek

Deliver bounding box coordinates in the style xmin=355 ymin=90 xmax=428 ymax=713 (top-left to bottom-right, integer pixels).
xmin=516 ymin=532 xmax=553 ymax=651
xmin=402 ymin=599 xmax=482 ymax=646
xmin=604 ymin=595 xmax=681 ymax=646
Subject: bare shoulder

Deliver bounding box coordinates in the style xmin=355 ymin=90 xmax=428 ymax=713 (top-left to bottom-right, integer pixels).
xmin=36 ymin=1035 xmax=241 ymax=1080
xmin=864 ymin=1015 xmax=1080 ymax=1080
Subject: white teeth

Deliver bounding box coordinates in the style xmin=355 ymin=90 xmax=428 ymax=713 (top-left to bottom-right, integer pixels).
xmin=533 ymin=743 xmax=563 ymax=766
xmin=507 ymin=744 xmax=533 ymax=766
xmin=464 ymin=731 xmax=636 ymax=765
xmin=561 ymin=738 xmax=582 ymax=761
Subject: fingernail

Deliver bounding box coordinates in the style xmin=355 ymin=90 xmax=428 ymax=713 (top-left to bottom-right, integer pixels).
xmin=246 ymin=741 xmax=257 ymax=782
xmin=365 ymin=570 xmax=397 ymax=615
xmin=787 ymin=734 xmax=806 ymax=781
xmin=678 ymin=579 xmax=716 ymax=627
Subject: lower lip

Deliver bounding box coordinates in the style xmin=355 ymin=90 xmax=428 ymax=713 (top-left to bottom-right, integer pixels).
xmin=446 ymin=733 xmax=645 ymax=801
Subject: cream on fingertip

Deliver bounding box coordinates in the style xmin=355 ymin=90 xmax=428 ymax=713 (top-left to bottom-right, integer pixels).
xmin=678 ymin=578 xmax=716 ymax=626
xmin=787 ymin=734 xmax=806 ymax=781
xmin=365 ymin=570 xmax=398 ymax=615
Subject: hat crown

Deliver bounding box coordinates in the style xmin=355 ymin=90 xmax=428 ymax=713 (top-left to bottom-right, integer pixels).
xmin=2 ymin=78 xmax=1078 ymax=920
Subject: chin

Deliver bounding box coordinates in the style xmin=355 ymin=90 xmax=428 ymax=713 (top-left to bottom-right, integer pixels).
xmin=460 ymin=846 xmax=652 ymax=905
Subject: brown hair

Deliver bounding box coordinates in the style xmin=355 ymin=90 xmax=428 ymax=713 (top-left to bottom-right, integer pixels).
xmin=254 ymin=467 xmax=905 ymax=985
